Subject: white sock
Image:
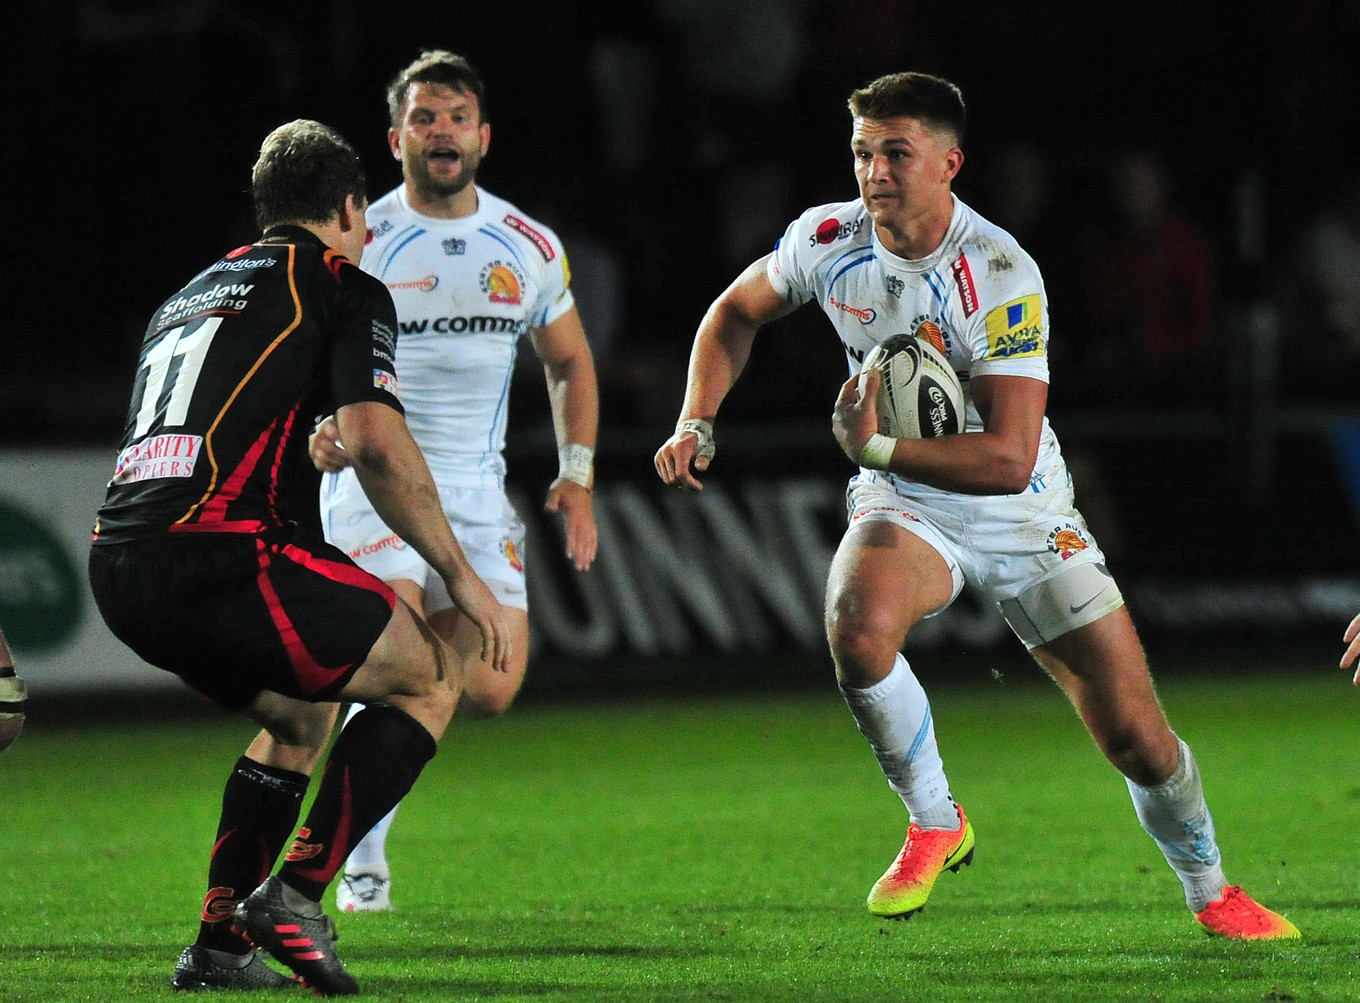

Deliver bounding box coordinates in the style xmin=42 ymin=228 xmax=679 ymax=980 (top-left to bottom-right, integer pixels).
xmin=341 ymin=702 xmax=397 ymax=875
xmin=1125 ymin=735 xmax=1228 ymax=912
xmin=346 ymin=806 xmax=397 ymax=874
xmin=839 ymin=652 xmax=955 ymax=828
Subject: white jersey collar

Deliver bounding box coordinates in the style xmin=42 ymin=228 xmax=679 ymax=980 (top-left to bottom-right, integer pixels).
xmin=393 ymin=184 xmax=489 ymax=230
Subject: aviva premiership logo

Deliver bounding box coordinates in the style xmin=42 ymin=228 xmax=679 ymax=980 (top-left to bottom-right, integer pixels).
xmin=984 ymin=294 xmax=1044 ymax=359
xmin=502 ymin=536 xmax=523 ymax=572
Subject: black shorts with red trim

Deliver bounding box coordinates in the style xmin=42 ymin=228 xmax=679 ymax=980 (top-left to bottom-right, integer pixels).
xmin=89 ymin=528 xmax=396 ymax=710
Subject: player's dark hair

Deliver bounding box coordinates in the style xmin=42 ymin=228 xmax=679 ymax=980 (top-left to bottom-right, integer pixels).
xmin=848 ymin=72 xmax=966 ymax=144
xmin=251 ymin=119 xmax=367 ymax=230
xmin=386 ymin=49 xmax=487 ymax=127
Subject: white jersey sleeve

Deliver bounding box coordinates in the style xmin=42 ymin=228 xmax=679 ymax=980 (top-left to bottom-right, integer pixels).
xmin=766 ymin=199 xmax=871 ymax=319
xmin=949 ymin=214 xmax=1049 ymax=385
xmin=358 ymin=185 xmax=575 ymax=488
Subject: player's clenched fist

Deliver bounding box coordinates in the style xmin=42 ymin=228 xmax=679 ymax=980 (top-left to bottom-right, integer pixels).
xmin=655 ymin=418 xmax=716 ymax=492
xmin=309 ymin=414 xmax=350 ymax=474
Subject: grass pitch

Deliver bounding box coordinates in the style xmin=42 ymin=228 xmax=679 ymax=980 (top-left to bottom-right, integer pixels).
xmin=1 ymin=652 xmax=1355 ymax=1001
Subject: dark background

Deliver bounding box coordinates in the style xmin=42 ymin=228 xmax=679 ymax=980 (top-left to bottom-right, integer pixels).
xmin=9 ymin=1 xmax=1359 ymax=438
xmin=6 ymin=2 xmax=1359 ymax=657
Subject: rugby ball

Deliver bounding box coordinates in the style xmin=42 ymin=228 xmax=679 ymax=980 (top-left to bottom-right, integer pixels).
xmin=860 ymin=333 xmax=965 ymax=439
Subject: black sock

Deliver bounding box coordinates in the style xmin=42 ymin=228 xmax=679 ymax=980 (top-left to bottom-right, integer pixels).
xmin=278 ymin=704 xmax=436 ymax=902
xmin=197 ymin=756 xmax=308 ymax=952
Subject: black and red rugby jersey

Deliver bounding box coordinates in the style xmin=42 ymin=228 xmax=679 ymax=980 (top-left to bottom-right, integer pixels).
xmin=93 ymin=225 xmax=402 ymax=543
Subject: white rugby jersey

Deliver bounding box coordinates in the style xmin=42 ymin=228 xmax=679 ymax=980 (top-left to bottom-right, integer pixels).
xmin=360 ymin=185 xmax=575 ymax=487
xmin=767 ymin=193 xmax=1064 ymax=489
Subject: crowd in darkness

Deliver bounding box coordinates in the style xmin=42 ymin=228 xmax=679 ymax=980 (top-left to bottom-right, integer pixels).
xmin=8 ymin=1 xmax=1359 ymax=447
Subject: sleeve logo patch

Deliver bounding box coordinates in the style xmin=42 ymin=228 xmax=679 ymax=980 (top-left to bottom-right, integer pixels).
xmin=811 ymin=216 xmax=865 ymax=246
xmin=951 ymin=253 xmax=979 ymax=317
xmin=503 ymin=214 xmax=555 ymax=261
xmin=373 ymin=369 xmax=400 ymax=398
xmin=984 ymin=294 xmax=1044 ymax=359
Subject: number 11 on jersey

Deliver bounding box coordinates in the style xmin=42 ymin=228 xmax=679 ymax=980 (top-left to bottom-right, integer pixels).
xmin=130 ymin=317 xmax=223 ymax=438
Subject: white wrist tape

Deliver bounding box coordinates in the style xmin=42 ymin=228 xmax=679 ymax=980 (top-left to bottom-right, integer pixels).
xmin=557 ymin=443 xmax=594 ymax=488
xmin=675 ymin=418 xmax=716 ymax=460
xmin=859 ymin=433 xmax=897 ymax=470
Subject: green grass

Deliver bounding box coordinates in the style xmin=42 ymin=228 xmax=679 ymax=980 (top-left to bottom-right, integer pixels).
xmin=1 ymin=659 xmax=1356 ymax=1001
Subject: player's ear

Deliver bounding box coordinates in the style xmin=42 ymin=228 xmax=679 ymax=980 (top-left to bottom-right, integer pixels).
xmin=480 ymin=122 xmax=491 ymax=157
xmin=338 ymin=194 xmax=361 ymax=233
xmin=388 ymin=127 xmax=402 ymax=161
xmin=943 ymin=146 xmax=964 ymax=182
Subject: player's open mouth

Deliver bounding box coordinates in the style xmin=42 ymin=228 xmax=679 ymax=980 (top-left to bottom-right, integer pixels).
xmin=429 ymin=148 xmax=460 ymax=165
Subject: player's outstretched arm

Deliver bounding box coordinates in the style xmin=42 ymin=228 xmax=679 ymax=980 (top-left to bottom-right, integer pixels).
xmin=335 ymin=400 xmax=511 ymax=672
xmin=655 ymin=256 xmax=794 ymax=491
xmin=1342 ymin=611 xmax=1360 ymax=683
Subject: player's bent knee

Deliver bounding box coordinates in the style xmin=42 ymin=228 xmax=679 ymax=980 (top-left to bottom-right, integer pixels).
xmin=247 ymin=692 xmax=338 ymax=750
xmin=825 ymin=627 xmax=897 ymax=689
xmin=459 ymin=681 xmax=520 ymax=719
xmin=400 ymin=676 xmax=458 ymax=717
xmin=1078 ymin=705 xmax=1174 ymax=782
xmin=360 ymin=602 xmax=457 ymax=701
xmin=826 ymin=597 xmax=905 ymax=673
xmin=383 ymin=681 xmax=457 ymax=741
xmin=284 ymin=702 xmax=341 ymax=749
xmin=1095 ymin=725 xmax=1143 ymax=770
xmin=1108 ymin=721 xmax=1177 ymax=784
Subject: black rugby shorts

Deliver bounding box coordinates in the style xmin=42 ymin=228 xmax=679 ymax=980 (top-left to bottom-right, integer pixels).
xmin=89 ymin=529 xmax=396 ymax=710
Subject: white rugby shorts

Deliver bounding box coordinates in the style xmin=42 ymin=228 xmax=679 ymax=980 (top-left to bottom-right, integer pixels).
xmin=846 ymin=460 xmax=1124 ymax=647
xmin=321 ymin=468 xmax=528 ymax=612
